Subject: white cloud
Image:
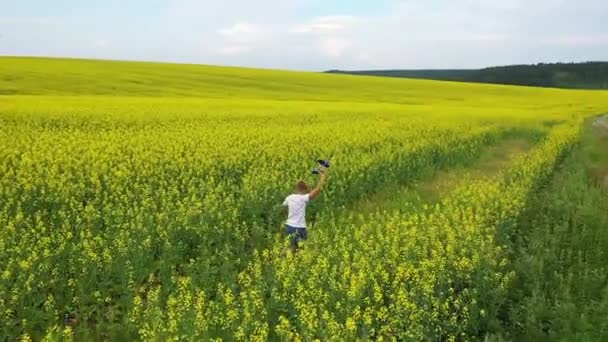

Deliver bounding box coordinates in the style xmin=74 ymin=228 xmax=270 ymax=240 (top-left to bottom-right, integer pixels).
xmin=216 ymin=45 xmax=252 ymax=56
xmin=95 ymin=40 xmax=108 ymax=48
xmin=289 ymin=16 xmax=362 ymax=59
xmin=358 ymin=52 xmax=371 ymax=62
xmin=319 ymin=37 xmax=352 ymax=57
xmin=218 ymin=23 xmax=264 ymax=41
xmin=291 ymin=15 xmax=357 ymax=34
xmin=215 ymin=22 xmax=270 ymax=55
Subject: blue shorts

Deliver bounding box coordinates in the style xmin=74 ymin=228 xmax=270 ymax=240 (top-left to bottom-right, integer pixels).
xmin=285 ymin=225 xmax=308 ymax=247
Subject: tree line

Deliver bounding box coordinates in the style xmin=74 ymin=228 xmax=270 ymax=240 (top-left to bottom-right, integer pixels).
xmin=327 ymin=62 xmax=608 ymax=89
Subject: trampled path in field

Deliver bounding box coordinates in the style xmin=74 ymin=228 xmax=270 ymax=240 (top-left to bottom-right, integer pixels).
xmin=344 ymin=137 xmax=535 ymax=217
xmin=232 ymin=133 xmax=540 ymax=282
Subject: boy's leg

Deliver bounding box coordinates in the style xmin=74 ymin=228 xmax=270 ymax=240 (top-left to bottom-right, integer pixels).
xmin=294 ymin=228 xmax=308 ymax=251
xmin=285 ymin=225 xmax=298 ymax=252
xmin=297 ymin=228 xmax=308 ymax=242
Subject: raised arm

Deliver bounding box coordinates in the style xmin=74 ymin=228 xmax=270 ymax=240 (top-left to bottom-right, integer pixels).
xmin=308 ymin=170 xmax=328 ymax=200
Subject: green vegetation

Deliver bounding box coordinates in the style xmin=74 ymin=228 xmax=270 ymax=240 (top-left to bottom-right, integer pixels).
xmin=1 ymin=57 xmax=608 ymax=340
xmin=328 ymin=62 xmax=608 ymax=89
xmin=493 ymin=117 xmax=608 ymax=341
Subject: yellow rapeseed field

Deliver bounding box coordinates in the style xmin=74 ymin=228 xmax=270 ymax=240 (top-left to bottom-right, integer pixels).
xmin=1 ymin=57 xmax=608 ymax=340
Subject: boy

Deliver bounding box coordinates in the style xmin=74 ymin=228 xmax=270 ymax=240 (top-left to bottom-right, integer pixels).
xmin=282 ymin=170 xmax=328 ymax=251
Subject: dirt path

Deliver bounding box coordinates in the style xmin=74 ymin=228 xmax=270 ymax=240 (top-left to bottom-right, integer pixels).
xmin=592 ymin=114 xmax=608 ymax=135
xmin=590 ymin=114 xmax=608 ymax=188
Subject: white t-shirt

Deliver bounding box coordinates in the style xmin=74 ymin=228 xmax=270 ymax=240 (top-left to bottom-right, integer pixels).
xmin=283 ymin=193 xmax=310 ymax=228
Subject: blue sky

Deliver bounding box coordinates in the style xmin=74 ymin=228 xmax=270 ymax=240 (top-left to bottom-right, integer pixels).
xmin=1 ymin=0 xmax=607 ymax=70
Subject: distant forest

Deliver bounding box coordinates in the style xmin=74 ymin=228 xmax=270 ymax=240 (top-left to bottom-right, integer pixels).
xmin=326 ymin=62 xmax=608 ymax=89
